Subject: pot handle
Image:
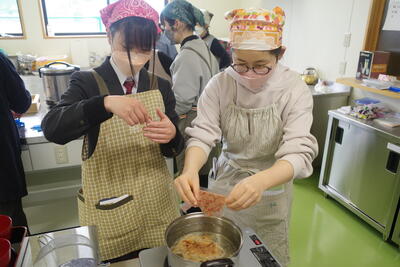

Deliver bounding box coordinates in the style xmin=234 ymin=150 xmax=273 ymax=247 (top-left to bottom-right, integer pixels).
xmin=44 ymin=61 xmax=81 ymax=71
xmin=200 ymin=258 xmax=234 ymax=267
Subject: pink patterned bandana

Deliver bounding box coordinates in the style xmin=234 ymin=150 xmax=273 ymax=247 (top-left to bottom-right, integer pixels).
xmin=100 ymin=0 xmax=160 ymax=32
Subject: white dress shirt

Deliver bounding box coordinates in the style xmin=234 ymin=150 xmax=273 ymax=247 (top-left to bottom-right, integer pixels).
xmin=110 ymin=56 xmax=140 ymax=94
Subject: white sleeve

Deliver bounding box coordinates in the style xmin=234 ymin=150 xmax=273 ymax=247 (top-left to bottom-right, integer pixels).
xmin=171 ymin=51 xmax=202 ymax=116
xmin=275 ymin=80 xmax=318 ymax=179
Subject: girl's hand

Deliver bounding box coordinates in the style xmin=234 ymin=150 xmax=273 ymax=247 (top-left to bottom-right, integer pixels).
xmin=143 ymin=109 xmax=176 ymax=143
xmin=225 ymin=175 xmax=265 ymax=210
xmin=104 ymin=95 xmax=151 ymax=125
xmin=174 ymin=170 xmax=200 ymax=206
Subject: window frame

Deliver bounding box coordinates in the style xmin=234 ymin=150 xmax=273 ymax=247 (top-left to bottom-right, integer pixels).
xmin=0 ymin=0 xmax=26 ymax=40
xmin=39 ymin=0 xmax=169 ymax=39
xmin=363 ymin=0 xmax=387 ymax=51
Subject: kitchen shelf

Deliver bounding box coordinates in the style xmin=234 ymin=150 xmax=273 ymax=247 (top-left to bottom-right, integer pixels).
xmin=336 ymin=77 xmax=400 ymax=99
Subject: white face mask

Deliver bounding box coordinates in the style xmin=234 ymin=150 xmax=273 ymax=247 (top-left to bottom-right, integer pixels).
xmin=112 ymin=51 xmax=152 ymax=76
xmin=195 ymin=25 xmax=205 ymax=36
xmin=226 ymin=67 xmax=274 ymax=93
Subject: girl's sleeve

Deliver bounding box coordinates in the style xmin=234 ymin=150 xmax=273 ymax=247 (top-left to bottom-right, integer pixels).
xmin=275 ymin=80 xmax=318 ymax=179
xmin=41 ymin=71 xmax=112 ymax=144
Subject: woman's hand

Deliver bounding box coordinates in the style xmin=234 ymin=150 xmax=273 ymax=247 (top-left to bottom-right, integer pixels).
xmin=143 ymin=109 xmax=176 ymax=143
xmin=104 ymin=95 xmax=151 ymax=125
xmin=174 ymin=170 xmax=200 ymax=206
xmin=226 ymin=160 xmax=294 ymax=211
xmin=225 ymin=175 xmax=265 ymax=210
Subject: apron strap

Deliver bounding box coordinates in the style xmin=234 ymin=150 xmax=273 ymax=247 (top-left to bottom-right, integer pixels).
xmin=149 ymin=72 xmax=159 ymax=91
xmin=225 ymin=70 xmax=239 ymax=105
xmin=91 ymin=70 xmax=110 ymax=96
xmin=181 ymin=45 xmax=213 ymax=77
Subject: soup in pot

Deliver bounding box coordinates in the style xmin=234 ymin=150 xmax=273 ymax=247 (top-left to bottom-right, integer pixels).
xmin=171 ymin=232 xmax=235 ymax=262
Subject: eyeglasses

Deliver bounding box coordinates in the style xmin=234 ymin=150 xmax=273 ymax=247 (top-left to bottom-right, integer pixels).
xmin=231 ymin=64 xmax=272 ymax=75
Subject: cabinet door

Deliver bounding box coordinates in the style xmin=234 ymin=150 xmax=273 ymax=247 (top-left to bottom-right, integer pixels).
xmin=327 ymin=120 xmax=356 ymax=200
xmin=328 ymin=120 xmax=399 ymax=228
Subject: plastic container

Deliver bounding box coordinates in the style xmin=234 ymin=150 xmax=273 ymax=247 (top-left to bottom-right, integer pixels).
xmin=0 ymin=238 xmax=11 ymax=267
xmin=33 ymin=234 xmax=98 ymax=267
xmin=362 ymin=78 xmax=393 ymax=90
xmin=389 ymin=86 xmax=400 ymax=93
xmin=353 ymin=97 xmax=380 ymax=105
xmin=9 ymin=226 xmax=28 ymax=267
xmin=0 ymin=216 xmax=12 ymax=240
xmin=14 ymin=119 xmax=25 ymax=139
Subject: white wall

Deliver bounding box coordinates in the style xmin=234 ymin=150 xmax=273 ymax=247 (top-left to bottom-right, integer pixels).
xmin=0 ymin=0 xmax=110 ymax=66
xmin=0 ymin=0 xmax=373 ymax=81
xmin=246 ymin=0 xmax=372 ymax=81
xmin=0 ymin=0 xmax=239 ymax=66
xmin=188 ymin=0 xmax=241 ymax=39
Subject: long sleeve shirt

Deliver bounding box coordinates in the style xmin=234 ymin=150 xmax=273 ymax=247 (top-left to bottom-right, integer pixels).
xmin=185 ymin=64 xmax=318 ymax=179
xmin=0 ymin=52 xmax=31 ymax=201
xmin=170 ymin=36 xmax=219 ymax=115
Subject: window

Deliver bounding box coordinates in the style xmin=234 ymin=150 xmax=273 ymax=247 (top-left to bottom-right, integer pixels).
xmin=41 ymin=0 xmax=166 ymax=37
xmin=0 ymin=0 xmax=24 ymax=38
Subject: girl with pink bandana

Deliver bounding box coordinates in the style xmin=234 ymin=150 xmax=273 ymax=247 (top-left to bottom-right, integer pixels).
xmin=174 ymin=7 xmax=318 ymax=266
xmin=42 ymin=0 xmax=183 ymax=262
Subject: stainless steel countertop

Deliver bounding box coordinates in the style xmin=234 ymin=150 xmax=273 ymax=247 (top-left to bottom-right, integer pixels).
xmin=329 ymin=110 xmax=400 ymax=140
xmin=309 ymin=82 xmax=351 ymax=97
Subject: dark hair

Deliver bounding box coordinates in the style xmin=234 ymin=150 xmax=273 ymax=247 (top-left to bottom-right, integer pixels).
xmin=109 ymin=16 xmax=158 ymax=86
xmin=161 ymin=17 xmax=195 ymax=31
xmin=269 ymin=46 xmax=282 ymax=60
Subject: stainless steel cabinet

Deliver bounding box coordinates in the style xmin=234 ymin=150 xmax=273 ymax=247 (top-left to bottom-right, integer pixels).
xmin=319 ymin=111 xmax=400 ymax=240
xmin=310 ymin=83 xmax=350 ymax=167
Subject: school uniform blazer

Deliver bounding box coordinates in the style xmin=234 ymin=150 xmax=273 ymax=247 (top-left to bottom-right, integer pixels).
xmin=41 ymin=57 xmax=184 ymax=158
xmin=0 ymin=52 xmax=31 ymax=201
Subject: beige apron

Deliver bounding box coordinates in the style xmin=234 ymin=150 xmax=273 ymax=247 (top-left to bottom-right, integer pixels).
xmin=77 ymin=70 xmax=180 ymax=261
xmin=208 ymin=78 xmax=292 ymax=266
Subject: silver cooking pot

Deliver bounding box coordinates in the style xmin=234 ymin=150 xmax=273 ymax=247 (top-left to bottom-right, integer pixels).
xmin=165 ymin=213 xmax=243 ymax=267
xmin=39 ymin=61 xmax=80 ymax=107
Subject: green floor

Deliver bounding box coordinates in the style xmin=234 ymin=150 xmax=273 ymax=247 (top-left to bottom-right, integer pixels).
xmin=289 ymin=171 xmax=400 ymax=267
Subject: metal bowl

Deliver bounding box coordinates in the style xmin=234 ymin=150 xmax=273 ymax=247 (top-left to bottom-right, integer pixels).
xmin=165 ymin=213 xmax=243 ymax=267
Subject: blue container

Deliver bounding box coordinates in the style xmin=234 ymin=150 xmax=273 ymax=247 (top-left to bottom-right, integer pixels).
xmin=15 ymin=119 xmax=25 ymax=139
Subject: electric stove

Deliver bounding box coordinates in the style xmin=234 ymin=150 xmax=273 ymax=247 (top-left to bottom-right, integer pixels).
xmin=139 ymin=227 xmax=281 ymax=267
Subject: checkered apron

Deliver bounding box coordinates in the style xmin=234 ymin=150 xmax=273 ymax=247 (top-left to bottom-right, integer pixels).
xmin=77 ymin=70 xmax=180 ymax=261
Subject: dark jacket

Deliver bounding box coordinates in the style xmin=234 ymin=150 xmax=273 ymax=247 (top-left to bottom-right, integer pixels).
xmin=203 ymin=34 xmax=231 ymax=70
xmin=41 ymin=57 xmax=184 ymax=158
xmin=0 ymin=52 xmax=31 ymax=202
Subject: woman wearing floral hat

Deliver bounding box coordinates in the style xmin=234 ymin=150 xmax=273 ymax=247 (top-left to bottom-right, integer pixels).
xmin=174 ymin=7 xmax=318 ymax=266
xmin=42 ymin=0 xmax=183 ymax=261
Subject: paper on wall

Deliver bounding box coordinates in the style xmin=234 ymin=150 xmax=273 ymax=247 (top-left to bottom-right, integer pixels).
xmin=383 ymin=0 xmax=400 ymax=31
